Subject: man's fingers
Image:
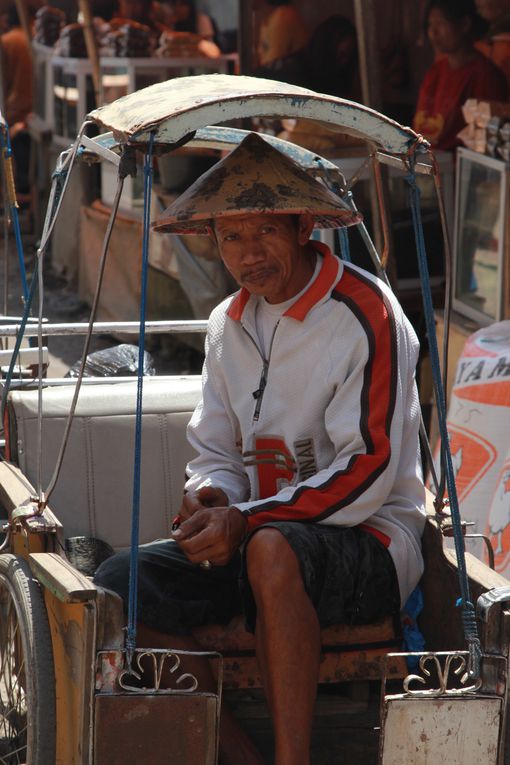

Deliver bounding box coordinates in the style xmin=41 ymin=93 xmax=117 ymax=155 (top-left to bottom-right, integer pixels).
xmin=172 ymin=512 xmax=207 ymax=541
xmin=172 ymin=506 xmax=244 ymax=567
xmin=180 ymin=493 xmax=201 ymax=520
xmin=197 ymin=486 xmax=229 ymax=507
xmin=179 ymin=486 xmax=228 ymax=519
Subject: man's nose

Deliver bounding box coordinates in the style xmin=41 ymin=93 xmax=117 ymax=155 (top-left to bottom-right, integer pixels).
xmin=241 ymin=237 xmax=265 ymax=263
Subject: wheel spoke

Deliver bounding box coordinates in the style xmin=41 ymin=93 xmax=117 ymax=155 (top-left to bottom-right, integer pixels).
xmin=0 ymin=579 xmax=27 ymax=764
xmin=0 ymin=556 xmax=56 ymax=765
xmin=0 ymin=732 xmax=27 ymax=764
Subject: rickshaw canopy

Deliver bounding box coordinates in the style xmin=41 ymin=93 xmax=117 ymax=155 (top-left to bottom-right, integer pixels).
xmin=87 ymin=73 xmax=429 ymax=156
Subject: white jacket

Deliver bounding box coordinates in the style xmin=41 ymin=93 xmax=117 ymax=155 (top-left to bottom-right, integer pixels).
xmin=185 ymin=244 xmax=426 ymax=605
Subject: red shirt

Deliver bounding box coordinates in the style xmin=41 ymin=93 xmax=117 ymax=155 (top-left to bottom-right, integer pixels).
xmin=414 ymin=51 xmax=508 ymax=150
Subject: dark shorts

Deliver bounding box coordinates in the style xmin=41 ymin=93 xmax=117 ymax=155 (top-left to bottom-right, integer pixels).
xmin=93 ymin=522 xmax=400 ymax=635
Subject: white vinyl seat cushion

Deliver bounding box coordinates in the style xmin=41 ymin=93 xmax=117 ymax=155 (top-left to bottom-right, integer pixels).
xmin=8 ymin=376 xmax=202 ymax=550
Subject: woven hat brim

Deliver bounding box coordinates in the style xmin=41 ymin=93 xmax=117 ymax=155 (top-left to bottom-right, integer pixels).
xmin=153 ymin=132 xmax=363 ymax=235
xmin=155 ymin=207 xmax=361 ymax=235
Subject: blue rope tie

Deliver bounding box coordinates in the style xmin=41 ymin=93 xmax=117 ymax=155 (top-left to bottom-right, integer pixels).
xmin=126 ymin=135 xmax=154 ymax=657
xmin=405 ymin=167 xmax=481 ymax=677
xmin=0 ymin=127 xmax=28 ymax=301
xmin=0 ymin=271 xmax=37 ymax=423
xmin=337 ymin=226 xmax=351 ymax=262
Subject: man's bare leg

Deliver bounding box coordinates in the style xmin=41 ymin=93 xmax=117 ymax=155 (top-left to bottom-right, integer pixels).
xmin=136 ymin=623 xmax=265 ymax=765
xmin=246 ymin=529 xmax=321 ymax=765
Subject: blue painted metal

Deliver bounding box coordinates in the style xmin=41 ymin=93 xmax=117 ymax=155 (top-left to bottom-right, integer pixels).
xmin=126 ymin=133 xmax=155 ymax=657
xmin=0 ymin=119 xmax=29 ymax=301
xmin=83 ymin=125 xmax=348 ymax=183
xmin=406 ymin=167 xmax=481 ymax=680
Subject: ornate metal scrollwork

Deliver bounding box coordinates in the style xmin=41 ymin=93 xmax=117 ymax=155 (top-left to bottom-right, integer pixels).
xmin=403 ymin=652 xmax=482 ymax=697
xmin=118 ymin=649 xmax=199 ymax=693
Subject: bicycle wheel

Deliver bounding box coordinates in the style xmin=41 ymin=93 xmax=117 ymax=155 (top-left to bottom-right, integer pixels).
xmin=0 ymin=554 xmax=56 ymax=765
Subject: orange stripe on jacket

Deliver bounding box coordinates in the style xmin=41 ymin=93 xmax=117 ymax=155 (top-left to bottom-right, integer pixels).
xmin=246 ymin=267 xmax=398 ymax=528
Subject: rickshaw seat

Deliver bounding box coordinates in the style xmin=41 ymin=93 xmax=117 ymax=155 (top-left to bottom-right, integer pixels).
xmin=192 ymin=613 xmax=406 ymax=688
xmin=6 ymin=377 xmax=201 ymax=550
xmin=6 ymin=375 xmax=408 ymax=689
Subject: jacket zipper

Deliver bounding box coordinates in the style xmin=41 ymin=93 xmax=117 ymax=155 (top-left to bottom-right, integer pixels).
xmin=242 ymin=321 xmax=280 ymax=422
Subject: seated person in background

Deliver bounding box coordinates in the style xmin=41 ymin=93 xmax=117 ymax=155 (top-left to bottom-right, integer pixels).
xmin=475 ymin=0 xmax=510 ymax=86
xmin=95 ymin=132 xmax=426 ymax=765
xmin=0 ymin=6 xmax=35 ymax=204
xmin=115 ymin=0 xmax=169 ymax=34
xmin=164 ymin=0 xmax=198 ymax=33
xmin=257 ymin=0 xmax=309 ymax=67
xmin=256 ymin=15 xmax=360 ymax=101
xmin=414 ymin=0 xmax=508 ymax=151
xmin=196 ymin=0 xmax=238 ymax=53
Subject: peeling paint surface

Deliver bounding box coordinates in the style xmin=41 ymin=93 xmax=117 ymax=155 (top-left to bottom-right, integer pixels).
xmin=87 ymin=74 xmax=428 ymax=155
xmin=381 ymin=697 xmax=502 ymax=763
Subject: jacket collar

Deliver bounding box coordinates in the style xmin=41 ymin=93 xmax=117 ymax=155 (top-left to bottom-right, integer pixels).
xmin=226 ymin=242 xmax=342 ymax=323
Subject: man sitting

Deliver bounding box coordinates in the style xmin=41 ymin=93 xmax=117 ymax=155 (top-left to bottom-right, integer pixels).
xmin=95 ymin=132 xmax=426 ymax=765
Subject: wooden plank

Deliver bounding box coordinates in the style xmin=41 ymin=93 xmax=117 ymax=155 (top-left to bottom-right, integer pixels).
xmin=446 ymin=548 xmax=510 ymax=593
xmin=216 ymin=648 xmax=405 ymax=691
xmin=29 ymin=551 xmax=97 ymax=603
xmin=0 ymin=461 xmax=63 ymax=546
xmin=77 ymin=0 xmax=103 ymax=107
xmin=0 ymin=460 xmax=37 ymax=512
xmin=44 ymin=592 xmax=97 ymax=764
xmin=193 ymin=613 xmax=399 ymax=654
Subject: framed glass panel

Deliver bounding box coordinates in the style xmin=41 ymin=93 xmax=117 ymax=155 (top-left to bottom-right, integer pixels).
xmin=453 ymin=148 xmax=506 ymax=325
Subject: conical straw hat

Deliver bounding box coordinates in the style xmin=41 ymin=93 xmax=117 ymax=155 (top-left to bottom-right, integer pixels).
xmin=153 ymin=132 xmax=362 ymax=235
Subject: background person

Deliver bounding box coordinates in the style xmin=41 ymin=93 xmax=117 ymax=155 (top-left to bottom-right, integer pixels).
xmin=196 ymin=0 xmax=238 ymax=53
xmin=475 ymin=0 xmax=510 ymax=86
xmin=414 ymin=0 xmax=508 ymax=150
xmin=256 ymin=14 xmax=360 ymax=101
xmin=95 ymin=132 xmax=426 ymax=765
xmin=257 ymin=0 xmax=308 ymax=67
xmin=0 ymin=5 xmax=36 ymax=205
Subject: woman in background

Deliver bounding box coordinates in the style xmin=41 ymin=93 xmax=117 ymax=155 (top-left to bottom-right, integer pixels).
xmin=257 ymin=0 xmax=308 ymax=67
xmin=475 ymin=0 xmax=510 ymax=86
xmin=414 ymin=0 xmax=508 ymax=150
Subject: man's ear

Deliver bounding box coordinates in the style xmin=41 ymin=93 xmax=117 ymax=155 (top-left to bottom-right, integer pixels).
xmin=297 ymin=213 xmax=315 ymax=245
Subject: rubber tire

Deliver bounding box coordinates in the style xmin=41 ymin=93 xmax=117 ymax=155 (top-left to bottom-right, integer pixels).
xmin=0 ymin=553 xmax=56 ymax=764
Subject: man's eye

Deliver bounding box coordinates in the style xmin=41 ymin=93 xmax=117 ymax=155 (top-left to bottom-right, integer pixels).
xmin=261 ymin=226 xmax=276 ymax=235
xmin=223 ymin=233 xmax=238 ymax=242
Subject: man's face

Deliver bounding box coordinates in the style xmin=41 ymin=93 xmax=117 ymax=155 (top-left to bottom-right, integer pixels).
xmin=214 ymin=213 xmax=315 ymax=304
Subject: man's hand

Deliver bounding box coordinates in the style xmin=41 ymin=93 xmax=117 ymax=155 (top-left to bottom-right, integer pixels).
xmin=172 ymin=506 xmax=248 ymax=566
xmin=179 ymin=486 xmax=229 ymax=521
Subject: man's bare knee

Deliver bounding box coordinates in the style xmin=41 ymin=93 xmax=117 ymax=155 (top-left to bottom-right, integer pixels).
xmin=246 ymin=528 xmax=301 ymax=596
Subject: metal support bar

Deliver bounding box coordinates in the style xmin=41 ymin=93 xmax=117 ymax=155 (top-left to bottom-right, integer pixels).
xmin=0 ymin=320 xmax=208 ymax=337
xmin=376 ymin=151 xmax=435 ymax=175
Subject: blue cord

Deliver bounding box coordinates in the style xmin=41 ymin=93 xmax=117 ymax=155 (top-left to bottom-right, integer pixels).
xmin=0 ymin=160 xmax=72 ymax=428
xmin=0 ymin=271 xmax=37 ymax=423
xmin=405 ymin=167 xmax=481 ymax=677
xmin=0 ymin=127 xmax=29 ymax=301
xmin=126 ymin=135 xmax=154 ymax=656
xmin=337 ymin=227 xmax=351 ymax=262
